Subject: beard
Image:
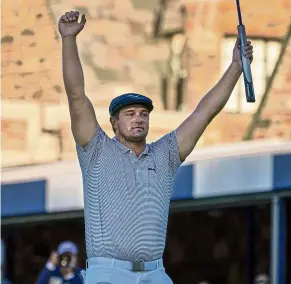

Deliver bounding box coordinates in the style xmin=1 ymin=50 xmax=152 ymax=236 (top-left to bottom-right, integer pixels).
xmin=122 ymin=128 xmax=148 ymax=142
xmin=127 ymin=134 xmax=146 ymax=142
xmin=128 ymin=131 xmax=148 ymax=142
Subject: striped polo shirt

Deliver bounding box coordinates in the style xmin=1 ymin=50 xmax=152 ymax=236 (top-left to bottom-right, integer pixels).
xmin=76 ymin=126 xmax=181 ymax=261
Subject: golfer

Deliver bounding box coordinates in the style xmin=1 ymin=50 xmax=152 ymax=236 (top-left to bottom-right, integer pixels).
xmin=59 ymin=11 xmax=253 ymax=284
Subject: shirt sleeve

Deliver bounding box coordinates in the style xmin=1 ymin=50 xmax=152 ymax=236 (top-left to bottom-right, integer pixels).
xmin=36 ymin=267 xmax=54 ymax=284
xmin=151 ymin=130 xmax=182 ymax=175
xmin=75 ymin=126 xmax=109 ymax=173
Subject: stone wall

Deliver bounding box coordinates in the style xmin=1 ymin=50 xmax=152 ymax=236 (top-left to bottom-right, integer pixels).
xmin=253 ymin=26 xmax=291 ymax=139
xmin=1 ymin=0 xmax=291 ymax=167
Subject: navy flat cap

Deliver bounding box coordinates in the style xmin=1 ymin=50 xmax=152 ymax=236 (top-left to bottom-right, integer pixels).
xmin=109 ymin=93 xmax=154 ymax=116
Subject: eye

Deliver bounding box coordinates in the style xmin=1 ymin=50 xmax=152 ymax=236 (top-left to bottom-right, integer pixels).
xmin=142 ymin=112 xmax=149 ymax=117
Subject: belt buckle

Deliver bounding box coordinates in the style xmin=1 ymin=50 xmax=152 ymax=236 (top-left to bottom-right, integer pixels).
xmin=132 ymin=261 xmax=145 ymax=272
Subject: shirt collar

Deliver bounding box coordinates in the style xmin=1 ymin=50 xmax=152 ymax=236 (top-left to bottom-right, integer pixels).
xmin=63 ymin=272 xmax=75 ymax=280
xmin=112 ymin=137 xmax=149 ymax=156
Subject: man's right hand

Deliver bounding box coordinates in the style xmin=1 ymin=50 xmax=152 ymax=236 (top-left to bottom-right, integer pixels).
xmin=59 ymin=10 xmax=98 ymax=148
xmin=58 ymin=11 xmax=86 ymax=38
xmin=48 ymin=251 xmax=59 ymax=266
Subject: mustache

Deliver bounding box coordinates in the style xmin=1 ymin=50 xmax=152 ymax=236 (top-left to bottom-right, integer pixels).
xmin=131 ymin=126 xmax=144 ymax=130
xmin=131 ymin=124 xmax=145 ymax=129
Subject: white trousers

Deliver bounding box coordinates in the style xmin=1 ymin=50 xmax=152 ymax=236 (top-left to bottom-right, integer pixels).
xmin=80 ymin=257 xmax=173 ymax=284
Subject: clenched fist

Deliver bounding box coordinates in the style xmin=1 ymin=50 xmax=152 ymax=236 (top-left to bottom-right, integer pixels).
xmin=58 ymin=11 xmax=86 ymax=38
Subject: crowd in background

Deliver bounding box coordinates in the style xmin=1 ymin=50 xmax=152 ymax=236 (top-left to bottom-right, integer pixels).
xmin=1 ymin=204 xmax=271 ymax=284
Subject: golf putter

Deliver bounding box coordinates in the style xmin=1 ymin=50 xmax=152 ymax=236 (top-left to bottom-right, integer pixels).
xmin=236 ymin=0 xmax=256 ymax=102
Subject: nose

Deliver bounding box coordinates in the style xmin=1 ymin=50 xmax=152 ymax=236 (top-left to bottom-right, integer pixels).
xmin=134 ymin=114 xmax=144 ymax=123
xmin=136 ymin=117 xmax=143 ymax=123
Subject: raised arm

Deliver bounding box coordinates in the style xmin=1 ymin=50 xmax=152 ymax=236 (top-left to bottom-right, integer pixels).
xmin=176 ymin=38 xmax=253 ymax=162
xmin=59 ymin=11 xmax=98 ymax=147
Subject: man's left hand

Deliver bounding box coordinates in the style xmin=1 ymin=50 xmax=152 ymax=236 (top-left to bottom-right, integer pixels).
xmin=232 ymin=38 xmax=254 ymax=68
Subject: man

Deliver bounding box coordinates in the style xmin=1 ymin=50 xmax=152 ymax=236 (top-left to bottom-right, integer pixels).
xmin=36 ymin=241 xmax=82 ymax=284
xmin=59 ymin=10 xmax=253 ymax=284
xmin=254 ymin=274 xmax=269 ymax=284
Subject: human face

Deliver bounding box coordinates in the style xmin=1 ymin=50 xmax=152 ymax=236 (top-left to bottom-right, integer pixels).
xmin=113 ymin=104 xmax=149 ymax=142
xmin=60 ymin=252 xmax=76 ymax=267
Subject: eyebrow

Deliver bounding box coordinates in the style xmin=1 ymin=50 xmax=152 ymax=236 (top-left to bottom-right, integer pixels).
xmin=124 ymin=109 xmax=134 ymax=113
xmin=124 ymin=108 xmax=148 ymax=113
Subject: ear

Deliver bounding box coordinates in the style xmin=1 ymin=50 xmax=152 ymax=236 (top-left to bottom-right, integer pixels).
xmin=110 ymin=116 xmax=117 ymax=134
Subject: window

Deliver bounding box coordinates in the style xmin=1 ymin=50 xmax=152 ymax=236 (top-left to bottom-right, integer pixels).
xmin=161 ymin=33 xmax=188 ymax=111
xmin=221 ymin=36 xmax=281 ymax=113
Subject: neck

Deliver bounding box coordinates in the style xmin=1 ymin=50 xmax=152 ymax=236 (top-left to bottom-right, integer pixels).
xmin=60 ymin=267 xmax=73 ymax=276
xmin=116 ymin=136 xmax=146 ymax=157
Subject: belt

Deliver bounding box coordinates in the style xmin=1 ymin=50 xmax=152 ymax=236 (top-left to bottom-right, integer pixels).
xmin=86 ymin=257 xmax=163 ymax=272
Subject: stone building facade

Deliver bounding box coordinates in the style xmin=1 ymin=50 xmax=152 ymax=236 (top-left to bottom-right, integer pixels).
xmin=2 ymin=0 xmax=291 ymax=167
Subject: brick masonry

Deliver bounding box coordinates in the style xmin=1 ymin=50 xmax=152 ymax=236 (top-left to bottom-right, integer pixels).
xmin=253 ymin=27 xmax=291 ymax=140
xmin=1 ymin=0 xmax=291 ymax=166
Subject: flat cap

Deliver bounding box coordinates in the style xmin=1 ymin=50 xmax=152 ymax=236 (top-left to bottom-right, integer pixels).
xmin=109 ymin=93 xmax=154 ymax=116
xmin=57 ymin=241 xmax=78 ymax=255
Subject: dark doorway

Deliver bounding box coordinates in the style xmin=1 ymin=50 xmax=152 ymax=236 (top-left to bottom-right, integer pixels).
xmin=164 ymin=204 xmax=271 ymax=284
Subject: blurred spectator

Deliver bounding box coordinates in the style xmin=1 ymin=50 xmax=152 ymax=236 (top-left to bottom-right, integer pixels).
xmin=36 ymin=241 xmax=82 ymax=283
xmin=254 ymin=274 xmax=269 ymax=284
xmin=1 ymin=240 xmax=12 ymax=284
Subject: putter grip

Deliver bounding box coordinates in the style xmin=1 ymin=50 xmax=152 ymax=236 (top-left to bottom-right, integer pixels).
xmin=237 ymin=25 xmax=256 ymax=103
